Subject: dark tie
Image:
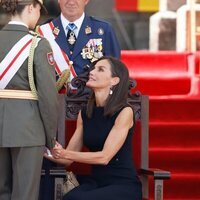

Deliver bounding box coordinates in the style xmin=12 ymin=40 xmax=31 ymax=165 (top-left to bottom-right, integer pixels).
xmin=67 ymin=23 xmax=77 ymax=51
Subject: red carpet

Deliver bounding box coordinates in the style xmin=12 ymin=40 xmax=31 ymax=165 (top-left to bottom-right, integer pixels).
xmin=121 ymin=51 xmax=200 ymax=199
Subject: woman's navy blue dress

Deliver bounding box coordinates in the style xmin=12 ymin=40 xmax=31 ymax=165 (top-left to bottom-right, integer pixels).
xmin=63 ymin=106 xmax=142 ymax=200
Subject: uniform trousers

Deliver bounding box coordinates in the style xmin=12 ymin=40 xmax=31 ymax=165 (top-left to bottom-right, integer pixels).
xmin=0 ymin=146 xmax=43 ymax=200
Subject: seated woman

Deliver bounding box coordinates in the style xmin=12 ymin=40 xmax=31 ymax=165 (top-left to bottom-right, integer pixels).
xmin=45 ymin=56 xmax=142 ymax=200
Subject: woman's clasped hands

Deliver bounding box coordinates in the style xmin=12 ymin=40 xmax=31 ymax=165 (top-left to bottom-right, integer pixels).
xmin=44 ymin=141 xmax=66 ymax=161
xmin=52 ymin=141 xmax=66 ymax=159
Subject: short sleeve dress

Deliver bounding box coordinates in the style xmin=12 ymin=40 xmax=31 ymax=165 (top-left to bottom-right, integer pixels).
xmin=63 ymin=106 xmax=142 ymax=200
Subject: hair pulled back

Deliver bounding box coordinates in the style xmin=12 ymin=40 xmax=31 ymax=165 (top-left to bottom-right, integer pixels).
xmin=0 ymin=0 xmax=18 ymax=13
xmin=0 ymin=0 xmax=36 ymax=14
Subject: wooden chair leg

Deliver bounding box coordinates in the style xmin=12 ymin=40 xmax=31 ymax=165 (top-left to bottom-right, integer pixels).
xmin=154 ymin=179 xmax=164 ymax=200
xmin=54 ymin=177 xmax=64 ymax=200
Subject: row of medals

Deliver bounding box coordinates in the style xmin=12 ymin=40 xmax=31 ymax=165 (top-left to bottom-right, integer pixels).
xmin=67 ymin=27 xmax=102 ymax=62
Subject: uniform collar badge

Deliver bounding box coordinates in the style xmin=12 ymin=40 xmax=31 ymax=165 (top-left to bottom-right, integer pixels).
xmin=98 ymin=28 xmax=104 ymax=35
xmin=85 ymin=26 xmax=92 ymax=34
xmin=53 ymin=27 xmax=60 ymax=36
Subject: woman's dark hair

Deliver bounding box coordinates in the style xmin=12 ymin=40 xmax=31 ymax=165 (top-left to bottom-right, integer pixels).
xmin=0 ymin=0 xmax=37 ymax=15
xmin=87 ymin=56 xmax=130 ymax=118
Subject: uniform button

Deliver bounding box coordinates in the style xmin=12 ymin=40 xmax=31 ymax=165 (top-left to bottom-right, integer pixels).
xmin=70 ymin=51 xmax=73 ymax=55
xmin=116 ymin=158 xmax=119 ymax=161
xmin=69 ymin=61 xmax=73 ymax=65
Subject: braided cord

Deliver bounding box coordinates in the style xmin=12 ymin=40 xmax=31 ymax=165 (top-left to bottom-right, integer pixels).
xmin=28 ymin=35 xmax=38 ymax=99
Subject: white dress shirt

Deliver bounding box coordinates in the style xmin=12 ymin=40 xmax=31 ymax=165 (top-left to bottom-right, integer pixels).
xmin=60 ymin=13 xmax=85 ymax=38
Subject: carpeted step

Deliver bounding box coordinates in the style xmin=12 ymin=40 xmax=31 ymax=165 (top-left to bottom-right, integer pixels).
xmin=131 ymin=77 xmax=191 ymax=96
xmin=149 ymin=122 xmax=200 ymax=148
xmin=155 ymin=173 xmax=200 ymax=199
xmin=121 ymin=51 xmax=190 ymax=74
xmin=148 ymin=97 xmax=200 ymax=199
xmin=149 ymin=98 xmax=200 ymax=122
xmin=148 ymin=173 xmax=200 ymax=199
xmin=121 ymin=50 xmax=194 ymax=96
xmin=149 ymin=148 xmax=200 ymax=173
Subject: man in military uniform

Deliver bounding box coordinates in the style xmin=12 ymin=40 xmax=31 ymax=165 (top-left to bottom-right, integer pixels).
xmin=37 ymin=1 xmax=120 ymax=199
xmin=38 ymin=0 xmax=120 ymax=76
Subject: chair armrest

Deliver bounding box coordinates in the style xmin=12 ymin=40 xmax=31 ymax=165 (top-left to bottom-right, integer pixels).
xmin=140 ymin=168 xmax=171 ymax=179
xmin=139 ymin=168 xmax=171 ymax=200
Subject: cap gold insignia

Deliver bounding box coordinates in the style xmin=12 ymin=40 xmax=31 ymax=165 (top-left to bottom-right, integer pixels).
xmin=37 ymin=0 xmax=44 ymax=5
xmin=53 ymin=27 xmax=60 ymax=36
xmin=98 ymin=28 xmax=104 ymax=35
xmin=85 ymin=26 xmax=92 ymax=34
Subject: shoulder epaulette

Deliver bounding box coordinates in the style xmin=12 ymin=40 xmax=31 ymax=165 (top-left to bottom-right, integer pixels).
xmin=29 ymin=30 xmax=39 ymax=36
xmin=35 ymin=25 xmax=42 ymax=36
xmin=29 ymin=30 xmax=42 ymax=38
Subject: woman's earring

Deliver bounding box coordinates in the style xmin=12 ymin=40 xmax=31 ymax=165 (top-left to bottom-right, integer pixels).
xmin=109 ymin=88 xmax=113 ymax=95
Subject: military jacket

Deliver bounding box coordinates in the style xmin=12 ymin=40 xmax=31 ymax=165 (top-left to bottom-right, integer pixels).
xmin=0 ymin=24 xmax=58 ymax=149
xmin=40 ymin=15 xmax=121 ymax=75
